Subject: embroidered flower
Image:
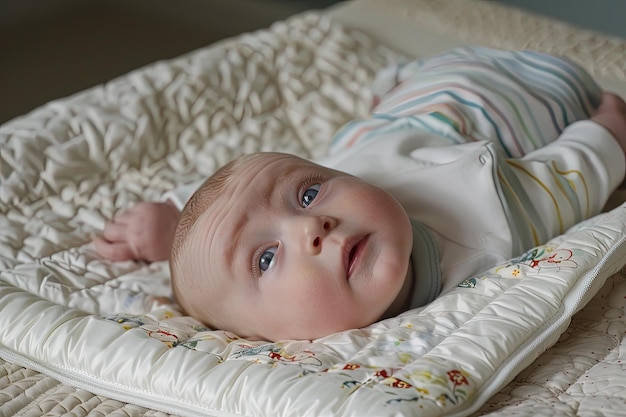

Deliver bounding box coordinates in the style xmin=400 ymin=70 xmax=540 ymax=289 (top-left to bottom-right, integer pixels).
xmin=382 ymin=377 xmax=413 ymax=388
xmin=447 ymin=370 xmax=469 ymax=386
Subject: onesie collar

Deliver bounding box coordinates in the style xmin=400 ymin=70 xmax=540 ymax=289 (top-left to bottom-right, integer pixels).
xmin=408 ymin=218 xmax=442 ymax=309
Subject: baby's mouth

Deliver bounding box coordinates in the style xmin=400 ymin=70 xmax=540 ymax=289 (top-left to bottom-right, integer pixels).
xmin=346 ymin=235 xmax=369 ymax=279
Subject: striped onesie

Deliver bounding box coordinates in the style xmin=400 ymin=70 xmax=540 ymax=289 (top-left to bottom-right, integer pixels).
xmin=332 ymin=46 xmax=601 ymax=157
xmin=320 ymin=47 xmax=624 ymax=304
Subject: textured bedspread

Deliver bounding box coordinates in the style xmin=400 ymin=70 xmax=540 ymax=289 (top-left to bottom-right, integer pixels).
xmin=2 ymin=3 xmax=626 ymax=417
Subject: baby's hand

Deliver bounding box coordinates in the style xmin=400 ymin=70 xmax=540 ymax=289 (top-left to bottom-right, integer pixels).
xmin=93 ymin=201 xmax=181 ymax=262
xmin=591 ymin=92 xmax=626 ymax=154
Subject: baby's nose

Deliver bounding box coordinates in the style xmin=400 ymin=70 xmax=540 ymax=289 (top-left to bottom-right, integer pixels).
xmin=297 ymin=215 xmax=336 ymax=255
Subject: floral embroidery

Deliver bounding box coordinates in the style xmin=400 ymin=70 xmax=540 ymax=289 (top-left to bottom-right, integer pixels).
xmin=329 ymin=361 xmax=474 ymax=411
xmin=104 ymin=313 xmax=208 ymax=348
xmin=447 ymin=370 xmax=468 ymax=386
xmin=231 ymin=343 xmax=322 ymax=368
xmin=458 ymin=277 xmax=477 ymax=288
xmin=495 ymin=244 xmax=580 ymax=277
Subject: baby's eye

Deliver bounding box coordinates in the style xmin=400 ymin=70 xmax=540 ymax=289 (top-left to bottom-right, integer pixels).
xmin=258 ymin=247 xmax=277 ymax=273
xmin=301 ymin=184 xmax=321 ymax=207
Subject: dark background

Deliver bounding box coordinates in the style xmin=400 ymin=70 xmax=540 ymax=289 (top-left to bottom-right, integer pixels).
xmin=1 ymin=0 xmax=624 ymax=124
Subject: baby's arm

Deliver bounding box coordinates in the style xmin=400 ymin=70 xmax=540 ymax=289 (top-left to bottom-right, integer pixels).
xmin=93 ymin=179 xmax=204 ymax=262
xmin=93 ymin=201 xmax=180 ymax=262
xmin=506 ymin=92 xmax=626 ymax=242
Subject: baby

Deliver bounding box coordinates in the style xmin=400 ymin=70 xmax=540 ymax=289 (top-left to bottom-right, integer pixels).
xmin=95 ymin=47 xmax=626 ymax=341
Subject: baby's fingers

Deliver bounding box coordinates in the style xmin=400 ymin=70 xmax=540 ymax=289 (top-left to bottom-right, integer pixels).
xmin=112 ymin=209 xmax=137 ymax=223
xmin=102 ymin=221 xmax=129 ymax=243
xmin=597 ymin=92 xmax=626 ymax=113
xmin=93 ymin=236 xmax=136 ymax=261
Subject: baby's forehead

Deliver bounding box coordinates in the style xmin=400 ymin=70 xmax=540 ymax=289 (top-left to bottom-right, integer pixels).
xmin=225 ymin=153 xmax=311 ymax=184
xmin=193 ymin=152 xmax=311 ymax=210
xmin=184 ymin=154 xmax=302 ymax=268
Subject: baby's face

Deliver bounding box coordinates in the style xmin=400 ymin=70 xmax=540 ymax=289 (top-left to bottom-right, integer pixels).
xmin=180 ymin=153 xmax=413 ymax=341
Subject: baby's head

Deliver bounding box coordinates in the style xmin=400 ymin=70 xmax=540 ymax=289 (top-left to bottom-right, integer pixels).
xmin=170 ymin=152 xmax=413 ymax=341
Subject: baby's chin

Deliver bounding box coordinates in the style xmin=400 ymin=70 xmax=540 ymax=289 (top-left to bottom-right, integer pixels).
xmin=372 ymin=257 xmax=413 ymax=320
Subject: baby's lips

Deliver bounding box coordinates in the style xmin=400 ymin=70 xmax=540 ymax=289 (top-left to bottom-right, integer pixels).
xmin=344 ymin=235 xmax=369 ymax=279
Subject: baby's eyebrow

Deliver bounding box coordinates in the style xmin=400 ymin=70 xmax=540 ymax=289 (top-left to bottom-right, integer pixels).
xmin=226 ymin=211 xmax=250 ymax=272
xmin=266 ymin=164 xmax=300 ymax=203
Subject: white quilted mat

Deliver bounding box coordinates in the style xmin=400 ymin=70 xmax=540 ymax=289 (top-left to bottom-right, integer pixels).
xmin=2 ymin=9 xmax=626 ymax=417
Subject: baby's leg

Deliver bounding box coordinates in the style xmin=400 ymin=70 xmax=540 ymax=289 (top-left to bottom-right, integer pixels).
xmin=370 ymin=47 xmax=602 ymax=158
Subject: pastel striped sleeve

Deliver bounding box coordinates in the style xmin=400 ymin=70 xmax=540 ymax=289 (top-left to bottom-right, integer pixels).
xmin=497 ymin=120 xmax=625 ymax=250
xmin=328 ymin=47 xmax=603 ymax=159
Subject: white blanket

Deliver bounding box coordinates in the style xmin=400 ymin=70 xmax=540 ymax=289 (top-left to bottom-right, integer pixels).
xmin=1 ymin=10 xmax=626 ymax=417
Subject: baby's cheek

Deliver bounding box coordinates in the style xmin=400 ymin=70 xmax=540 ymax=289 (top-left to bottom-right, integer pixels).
xmin=278 ymin=275 xmax=337 ymax=314
xmin=173 ymin=263 xmax=217 ymax=321
xmin=374 ymin=251 xmax=409 ymax=293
